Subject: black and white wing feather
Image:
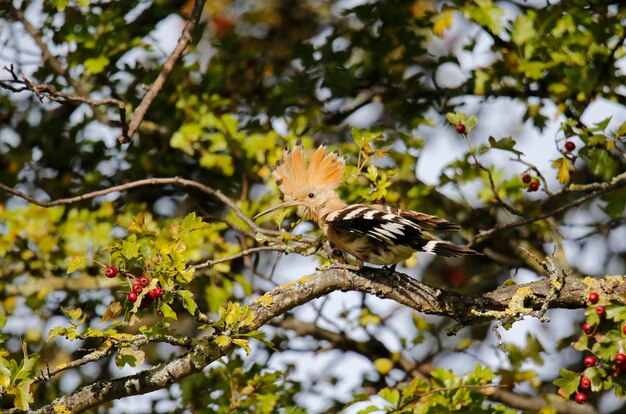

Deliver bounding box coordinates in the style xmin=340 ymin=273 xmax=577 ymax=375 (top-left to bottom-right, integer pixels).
xmin=324 ymin=204 xmax=477 ymax=257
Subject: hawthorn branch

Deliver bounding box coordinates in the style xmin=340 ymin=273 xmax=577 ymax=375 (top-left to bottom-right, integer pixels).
xmin=119 ymin=0 xmax=206 ymax=144
xmin=21 ymin=267 xmax=620 ymax=413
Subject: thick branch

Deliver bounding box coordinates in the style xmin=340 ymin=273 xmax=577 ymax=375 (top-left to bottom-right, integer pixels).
xmin=22 ymin=268 xmax=622 ymax=413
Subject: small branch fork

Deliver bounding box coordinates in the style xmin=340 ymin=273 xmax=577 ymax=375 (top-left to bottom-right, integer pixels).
xmin=0 ymin=65 xmax=129 ymax=138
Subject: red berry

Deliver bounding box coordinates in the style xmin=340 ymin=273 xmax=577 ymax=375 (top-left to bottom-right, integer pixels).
xmin=588 ymin=291 xmax=599 ymax=304
xmin=139 ymin=276 xmax=150 ymax=287
xmin=104 ymin=267 xmax=118 ymax=278
xmin=150 ymin=287 xmax=164 ymax=298
xmin=127 ymin=292 xmax=138 ymax=302
xmin=565 ymin=141 xmax=576 ymax=151
xmin=522 ymin=173 xmax=532 ymax=184
xmin=529 ymin=181 xmax=539 ymax=192
xmin=580 ymin=377 xmax=591 ymax=389
xmin=623 ymin=325 xmax=626 ymax=335
xmin=583 ymin=356 xmax=596 ymax=367
xmin=616 ymin=353 xmax=626 ymax=365
xmin=455 ymin=124 xmax=466 ymax=134
xmin=616 ymin=365 xmax=624 ymax=376
xmin=582 ymin=322 xmax=594 ymax=335
xmin=595 ymin=305 xmax=606 ymax=316
xmin=575 ymin=392 xmax=587 ymax=404
xmin=132 ymin=283 xmax=143 ymax=294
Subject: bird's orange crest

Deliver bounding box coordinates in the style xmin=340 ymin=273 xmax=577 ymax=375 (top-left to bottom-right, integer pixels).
xmin=272 ymin=144 xmax=345 ymax=197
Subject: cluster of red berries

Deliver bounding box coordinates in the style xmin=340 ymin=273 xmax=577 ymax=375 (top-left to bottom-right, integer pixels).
xmin=521 ymin=173 xmax=539 ymax=192
xmin=574 ymin=291 xmax=626 ymax=405
xmin=104 ymin=266 xmax=164 ymax=308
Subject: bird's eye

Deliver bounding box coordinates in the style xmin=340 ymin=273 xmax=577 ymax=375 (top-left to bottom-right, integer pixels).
xmin=308 ymin=193 xmax=315 ymax=198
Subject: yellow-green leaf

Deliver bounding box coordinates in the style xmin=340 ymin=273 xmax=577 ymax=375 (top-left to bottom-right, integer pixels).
xmin=552 ymin=157 xmax=573 ymax=184
xmin=84 ymin=56 xmax=110 ymax=75
xmin=61 ymin=307 xmax=83 ymax=321
xmin=233 ymin=338 xmax=251 ymax=355
xmin=432 ymin=8 xmax=454 ymax=37
xmin=66 ymin=256 xmax=87 ymax=273
xmin=214 ymin=335 xmax=232 ymax=347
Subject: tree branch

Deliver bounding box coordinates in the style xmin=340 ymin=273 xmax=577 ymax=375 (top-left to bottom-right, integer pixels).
xmin=474 ymin=170 xmax=626 ymax=243
xmin=19 ymin=266 xmax=622 ymax=413
xmin=119 ymin=0 xmax=206 ymax=144
xmin=0 ymin=65 xmax=128 ymax=136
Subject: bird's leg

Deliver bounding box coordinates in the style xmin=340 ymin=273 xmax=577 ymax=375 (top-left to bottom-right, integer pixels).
xmin=316 ymin=241 xmax=361 ymax=271
xmin=381 ymin=264 xmax=397 ymax=272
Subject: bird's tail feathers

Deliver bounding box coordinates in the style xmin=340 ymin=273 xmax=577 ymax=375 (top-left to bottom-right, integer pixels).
xmin=417 ymin=240 xmax=480 ymax=257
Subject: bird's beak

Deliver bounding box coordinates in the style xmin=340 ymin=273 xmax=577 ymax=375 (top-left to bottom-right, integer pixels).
xmin=253 ymin=200 xmax=303 ymax=220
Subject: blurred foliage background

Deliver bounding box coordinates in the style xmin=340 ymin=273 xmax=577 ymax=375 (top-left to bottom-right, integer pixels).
xmin=2 ymin=0 xmax=626 ymax=412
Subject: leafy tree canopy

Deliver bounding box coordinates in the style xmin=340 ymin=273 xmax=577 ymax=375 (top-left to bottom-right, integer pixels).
xmin=1 ymin=0 xmax=626 ymax=412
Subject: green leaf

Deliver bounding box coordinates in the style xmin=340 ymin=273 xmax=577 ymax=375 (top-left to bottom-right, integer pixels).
xmin=605 ymin=302 xmax=626 ymax=321
xmin=160 ymin=303 xmax=177 ymax=324
xmin=519 ymin=61 xmax=546 ymax=80
xmin=120 ymin=240 xmax=140 ymax=259
xmin=66 ymin=256 xmax=87 ymax=273
xmin=446 ymin=112 xmax=466 ymax=125
xmin=8 ymin=380 xmax=34 ymax=410
xmin=553 ymin=369 xmax=580 ymax=397
xmin=511 ymin=13 xmax=536 ymax=46
xmin=61 ymin=307 xmax=83 ymax=321
xmin=50 ymin=0 xmax=69 ymax=11
xmin=587 ymin=148 xmax=619 ymax=181
xmin=488 ymin=136 xmax=522 ymax=155
xmin=178 ymin=289 xmax=197 ymax=316
xmin=378 ymin=387 xmax=400 ymax=406
xmin=84 ymin=56 xmax=110 ymax=75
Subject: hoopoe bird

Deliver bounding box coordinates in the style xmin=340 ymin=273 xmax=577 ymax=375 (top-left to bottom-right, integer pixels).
xmin=254 ymin=144 xmax=479 ymax=268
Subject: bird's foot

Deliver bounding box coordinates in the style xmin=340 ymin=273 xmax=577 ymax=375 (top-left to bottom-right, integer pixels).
xmin=381 ymin=264 xmax=397 ymax=272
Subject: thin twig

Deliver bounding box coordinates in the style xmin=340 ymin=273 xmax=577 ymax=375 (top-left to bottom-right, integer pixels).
xmin=119 ymin=0 xmax=206 ymax=144
xmin=473 ymin=170 xmax=626 ymax=243
xmin=0 ymin=65 xmax=129 ymax=133
xmin=391 ymin=383 xmax=507 ymax=413
xmin=193 ymin=245 xmax=288 ymax=270
xmin=34 ymin=341 xmax=114 ymax=383
xmin=460 ymin=133 xmax=525 ymax=217
xmin=7 ymin=4 xmax=124 ymax=131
